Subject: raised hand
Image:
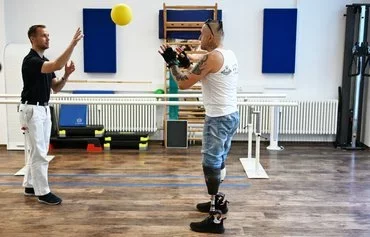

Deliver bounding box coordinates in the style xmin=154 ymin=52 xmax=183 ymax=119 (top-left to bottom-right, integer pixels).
xmin=176 ymin=47 xmax=191 ymax=68
xmin=63 ymin=60 xmax=75 ymax=79
xmin=71 ymin=27 xmax=84 ymax=46
xmin=158 ymin=44 xmax=178 ymax=68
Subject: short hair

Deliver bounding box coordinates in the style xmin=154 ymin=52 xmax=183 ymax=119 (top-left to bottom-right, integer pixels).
xmin=27 ymin=25 xmax=46 ymax=39
xmin=205 ymin=19 xmax=224 ymax=38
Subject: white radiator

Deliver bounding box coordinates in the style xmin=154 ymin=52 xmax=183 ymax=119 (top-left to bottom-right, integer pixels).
xmin=237 ymin=99 xmax=338 ymax=135
xmin=53 ymin=97 xmax=157 ymax=132
xmin=52 ymin=97 xmax=337 ymax=137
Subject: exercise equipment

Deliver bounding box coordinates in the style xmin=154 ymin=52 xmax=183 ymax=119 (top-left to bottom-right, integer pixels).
xmin=154 ymin=88 xmax=165 ymax=94
xmin=266 ymin=105 xmax=282 ymax=151
xmin=166 ymin=120 xmax=187 ymax=148
xmin=111 ymin=3 xmax=133 ymax=26
xmin=50 ymin=105 xmax=105 ymax=151
xmin=1 ymin=93 xmax=289 ymax=98
xmin=168 ymin=74 xmax=179 ymax=120
xmin=50 ymin=137 xmax=103 ymax=152
xmin=239 ymin=107 xmax=269 ymax=179
xmin=161 ymin=4 xmax=220 ymax=146
xmin=0 ymin=94 xmax=297 ymax=152
xmin=1 ymin=94 xmax=297 ymax=179
xmin=104 ymin=132 xmax=149 ymax=151
xmin=48 ymin=102 xmax=104 ymax=152
xmin=336 ymin=4 xmax=370 ymax=149
xmin=59 ymin=104 xmax=87 ymax=127
xmin=58 ymin=125 xmax=105 ymax=138
xmin=160 ymin=3 xmax=220 ymax=39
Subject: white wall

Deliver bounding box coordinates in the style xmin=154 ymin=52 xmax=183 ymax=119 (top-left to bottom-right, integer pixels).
xmin=1 ymin=0 xmax=369 ymax=145
xmin=0 ymin=0 xmax=6 ymax=144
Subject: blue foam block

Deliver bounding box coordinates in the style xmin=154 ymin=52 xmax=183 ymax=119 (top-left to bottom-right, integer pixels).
xmin=58 ymin=90 xmax=114 ymax=127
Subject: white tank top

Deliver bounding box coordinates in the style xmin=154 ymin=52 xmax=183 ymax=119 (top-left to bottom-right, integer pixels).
xmin=201 ymin=48 xmax=239 ymax=117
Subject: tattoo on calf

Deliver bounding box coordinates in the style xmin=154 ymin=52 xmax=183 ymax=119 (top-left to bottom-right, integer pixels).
xmin=191 ymin=55 xmax=208 ymax=75
xmin=170 ymin=66 xmax=188 ymax=81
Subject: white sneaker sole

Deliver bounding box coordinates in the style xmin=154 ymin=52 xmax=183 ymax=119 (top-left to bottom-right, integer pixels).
xmin=38 ymin=199 xmax=62 ymax=205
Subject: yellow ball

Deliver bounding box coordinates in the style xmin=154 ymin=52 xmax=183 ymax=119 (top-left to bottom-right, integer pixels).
xmin=111 ymin=3 xmax=133 ymax=26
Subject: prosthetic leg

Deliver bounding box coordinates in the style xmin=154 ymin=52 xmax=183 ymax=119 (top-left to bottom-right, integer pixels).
xmin=190 ymin=166 xmax=226 ymax=234
xmin=195 ymin=162 xmax=229 ymax=214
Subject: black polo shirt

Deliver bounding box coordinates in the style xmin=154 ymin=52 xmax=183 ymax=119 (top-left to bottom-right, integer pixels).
xmin=21 ymin=49 xmax=56 ymax=104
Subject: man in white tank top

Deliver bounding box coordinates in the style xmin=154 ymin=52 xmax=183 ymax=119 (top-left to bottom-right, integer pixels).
xmin=159 ymin=19 xmax=239 ymax=234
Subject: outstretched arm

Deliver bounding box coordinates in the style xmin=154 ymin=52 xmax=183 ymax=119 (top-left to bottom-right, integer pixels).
xmin=41 ymin=28 xmax=83 ymax=73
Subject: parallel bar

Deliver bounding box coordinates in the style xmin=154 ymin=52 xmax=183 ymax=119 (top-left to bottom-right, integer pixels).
xmin=67 ymin=80 xmax=151 ymax=84
xmin=0 ymin=99 xmax=298 ymax=107
xmin=0 ymin=93 xmax=287 ymax=98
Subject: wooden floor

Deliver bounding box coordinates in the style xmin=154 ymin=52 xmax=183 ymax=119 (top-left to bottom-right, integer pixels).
xmin=0 ymin=142 xmax=369 ymax=237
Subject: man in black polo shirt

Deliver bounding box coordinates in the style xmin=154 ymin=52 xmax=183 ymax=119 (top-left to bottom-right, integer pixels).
xmin=19 ymin=25 xmax=83 ymax=205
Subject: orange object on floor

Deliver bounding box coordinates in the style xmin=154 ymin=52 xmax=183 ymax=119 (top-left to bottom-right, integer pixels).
xmin=87 ymin=143 xmax=103 ymax=152
xmin=48 ymin=144 xmax=54 ymax=152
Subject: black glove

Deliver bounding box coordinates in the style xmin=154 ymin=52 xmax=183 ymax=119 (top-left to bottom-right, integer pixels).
xmin=177 ymin=50 xmax=191 ymax=68
xmin=160 ymin=47 xmax=178 ymax=68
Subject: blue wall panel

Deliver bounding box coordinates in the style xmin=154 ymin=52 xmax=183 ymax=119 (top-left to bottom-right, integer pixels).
xmin=83 ymin=9 xmax=116 ymax=73
xmin=262 ymin=9 xmax=297 ymax=74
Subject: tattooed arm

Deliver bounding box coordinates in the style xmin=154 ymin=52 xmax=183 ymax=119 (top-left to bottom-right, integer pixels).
xmin=169 ymin=54 xmax=220 ymax=90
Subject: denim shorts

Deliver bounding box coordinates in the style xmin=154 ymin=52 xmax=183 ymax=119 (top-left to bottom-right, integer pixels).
xmin=201 ymin=111 xmax=239 ymax=168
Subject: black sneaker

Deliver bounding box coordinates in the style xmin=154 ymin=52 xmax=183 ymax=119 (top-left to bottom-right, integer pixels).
xmin=24 ymin=187 xmax=35 ymax=196
xmin=196 ymin=192 xmax=229 ymax=214
xmin=190 ymin=215 xmax=226 ymax=234
xmin=38 ymin=192 xmax=62 ymax=205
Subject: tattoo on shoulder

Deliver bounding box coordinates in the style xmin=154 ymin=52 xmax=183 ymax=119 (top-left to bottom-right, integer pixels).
xmin=191 ymin=55 xmax=208 ymax=75
xmin=170 ymin=66 xmax=188 ymax=81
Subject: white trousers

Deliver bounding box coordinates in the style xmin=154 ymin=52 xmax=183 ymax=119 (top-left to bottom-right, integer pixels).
xmin=19 ymin=104 xmax=51 ymax=196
